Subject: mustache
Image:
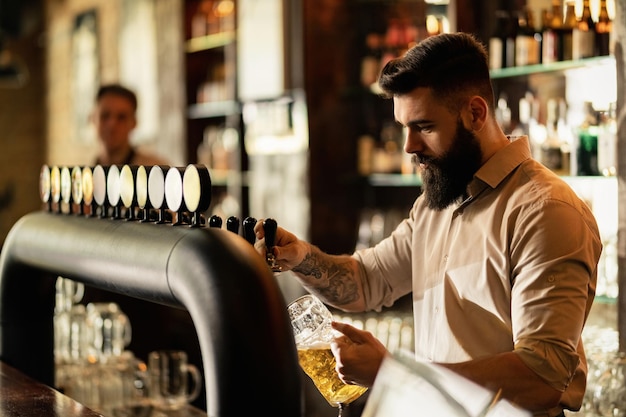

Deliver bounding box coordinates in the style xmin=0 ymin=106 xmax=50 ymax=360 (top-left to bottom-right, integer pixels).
xmin=412 ymin=153 xmax=436 ymax=166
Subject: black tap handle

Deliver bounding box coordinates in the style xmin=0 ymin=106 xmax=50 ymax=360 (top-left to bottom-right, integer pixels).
xmin=242 ymin=216 xmax=257 ymax=245
xmin=208 ymin=215 xmax=223 ymax=228
xmin=263 ymin=218 xmax=278 ymax=250
xmin=226 ymin=216 xmax=240 ymax=234
xmin=263 ymin=218 xmax=281 ymax=272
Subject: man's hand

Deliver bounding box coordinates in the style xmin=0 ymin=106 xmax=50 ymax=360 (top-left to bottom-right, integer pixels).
xmin=253 ymin=219 xmax=309 ymax=271
xmin=330 ymin=322 xmax=389 ymax=387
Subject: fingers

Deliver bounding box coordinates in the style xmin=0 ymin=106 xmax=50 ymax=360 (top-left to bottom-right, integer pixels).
xmin=330 ymin=322 xmax=385 ymax=387
xmin=331 ymin=321 xmax=370 ymax=344
xmin=253 ymin=218 xmax=265 ymax=240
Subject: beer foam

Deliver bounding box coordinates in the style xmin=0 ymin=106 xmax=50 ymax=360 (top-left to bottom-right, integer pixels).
xmin=298 ymin=341 xmax=331 ymax=350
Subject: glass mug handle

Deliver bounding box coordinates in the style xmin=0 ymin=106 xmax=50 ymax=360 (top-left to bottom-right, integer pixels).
xmin=69 ymin=280 xmax=85 ymax=304
xmin=56 ymin=276 xmax=85 ymax=310
xmin=185 ymin=364 xmax=202 ymax=403
xmin=121 ymin=312 xmax=132 ymax=348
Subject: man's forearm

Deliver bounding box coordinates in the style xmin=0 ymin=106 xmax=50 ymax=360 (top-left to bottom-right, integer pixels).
xmin=441 ymin=351 xmax=562 ymax=412
xmin=292 ymin=245 xmax=366 ymax=312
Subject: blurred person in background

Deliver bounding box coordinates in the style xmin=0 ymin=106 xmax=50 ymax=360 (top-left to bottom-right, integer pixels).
xmin=92 ymin=83 xmax=167 ymax=166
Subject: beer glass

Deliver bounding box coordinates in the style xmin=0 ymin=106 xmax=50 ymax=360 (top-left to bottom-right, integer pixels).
xmin=148 ymin=350 xmax=201 ymax=411
xmin=287 ymin=294 xmax=367 ymax=416
xmin=85 ymin=302 xmax=132 ymax=362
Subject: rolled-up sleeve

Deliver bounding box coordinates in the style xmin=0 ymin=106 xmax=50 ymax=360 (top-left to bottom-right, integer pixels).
xmin=352 ymin=215 xmax=415 ymax=312
xmin=510 ymin=198 xmax=601 ymax=391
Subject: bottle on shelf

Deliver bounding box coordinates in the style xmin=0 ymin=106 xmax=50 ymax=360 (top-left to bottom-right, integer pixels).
xmin=495 ymin=93 xmax=512 ymax=133
xmin=191 ymin=1 xmax=212 ymax=38
xmin=526 ymin=93 xmax=547 ymax=162
xmin=541 ymin=98 xmax=567 ymax=175
xmin=515 ymin=7 xmax=540 ymax=66
xmin=558 ymin=0 xmax=577 ymax=61
xmin=196 ymin=62 xmax=227 ymax=104
xmin=372 ymin=122 xmax=404 ymax=174
xmin=197 ymin=125 xmax=239 ymax=175
xmin=572 ymin=0 xmax=596 ymax=60
xmin=597 ymin=102 xmax=617 ymax=176
xmin=361 ymin=33 xmax=384 ymax=89
xmin=511 ymin=93 xmax=531 ymax=138
xmin=489 ymin=10 xmax=515 ymax=69
xmin=576 ymin=101 xmax=601 ymax=176
xmin=556 ymin=98 xmax=573 ymax=175
xmin=357 ymin=135 xmax=375 ymax=175
xmin=505 ymin=10 xmax=518 ymax=68
xmin=214 ymin=0 xmax=235 ymax=33
xmin=541 ymin=4 xmax=559 ymax=64
xmin=595 ymin=0 xmax=612 ymax=56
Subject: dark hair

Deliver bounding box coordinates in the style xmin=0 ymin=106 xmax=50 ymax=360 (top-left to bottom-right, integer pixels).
xmin=96 ymin=84 xmax=138 ymax=111
xmin=378 ymin=32 xmax=495 ymax=113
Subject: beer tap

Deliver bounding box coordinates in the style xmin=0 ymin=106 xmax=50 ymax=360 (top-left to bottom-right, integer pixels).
xmin=208 ymin=215 xmax=223 ymax=228
xmin=242 ymin=216 xmax=257 ymax=245
xmin=226 ymin=216 xmax=240 ymax=234
xmin=263 ymin=218 xmax=282 ymax=272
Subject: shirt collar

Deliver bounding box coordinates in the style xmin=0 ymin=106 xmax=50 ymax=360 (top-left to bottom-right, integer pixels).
xmin=470 ymin=135 xmax=532 ymax=192
xmin=454 ymin=136 xmax=531 ymax=210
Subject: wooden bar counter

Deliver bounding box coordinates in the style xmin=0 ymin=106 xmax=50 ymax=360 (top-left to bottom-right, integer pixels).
xmin=0 ymin=361 xmax=102 ymax=417
xmin=0 ymin=361 xmax=212 ymax=417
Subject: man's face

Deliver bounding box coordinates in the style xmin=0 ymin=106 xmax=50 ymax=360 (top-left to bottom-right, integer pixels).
xmin=394 ymin=88 xmax=483 ymax=210
xmin=92 ymin=93 xmax=137 ymax=153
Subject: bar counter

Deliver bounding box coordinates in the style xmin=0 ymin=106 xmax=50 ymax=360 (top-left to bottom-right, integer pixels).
xmin=0 ymin=361 xmax=101 ymax=417
xmin=0 ymin=360 xmax=214 ymax=417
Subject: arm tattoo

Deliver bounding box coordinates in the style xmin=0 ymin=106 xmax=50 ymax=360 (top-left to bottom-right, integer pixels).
xmin=293 ymin=250 xmax=360 ymax=305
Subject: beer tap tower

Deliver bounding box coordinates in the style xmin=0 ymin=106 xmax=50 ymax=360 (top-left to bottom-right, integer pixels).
xmin=0 ymin=164 xmax=301 ymax=417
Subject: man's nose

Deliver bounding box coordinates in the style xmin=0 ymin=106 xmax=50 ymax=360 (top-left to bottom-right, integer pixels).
xmin=404 ymin=131 xmax=423 ymax=154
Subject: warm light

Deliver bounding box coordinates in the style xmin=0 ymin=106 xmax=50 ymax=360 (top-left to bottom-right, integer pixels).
xmin=214 ymin=0 xmax=234 ymax=17
xmin=426 ymin=15 xmax=440 ymax=36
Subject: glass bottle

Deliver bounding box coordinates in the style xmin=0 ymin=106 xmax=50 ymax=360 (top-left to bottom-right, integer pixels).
xmin=597 ymin=102 xmax=617 ymax=176
xmin=572 ymin=0 xmax=596 ymax=60
xmin=576 ymin=102 xmax=601 ymax=176
xmin=595 ymin=0 xmax=612 ymax=56
xmin=541 ymin=4 xmax=559 ymax=64
xmin=489 ymin=10 xmax=510 ymax=70
xmin=515 ymin=7 xmax=540 ymax=66
xmin=191 ymin=1 xmax=211 ymax=38
xmin=541 ymin=98 xmax=565 ymax=174
xmin=527 ymin=93 xmax=547 ymax=162
xmin=556 ymin=98 xmax=573 ymax=175
xmin=504 ymin=10 xmax=517 ymax=68
xmin=558 ymin=1 xmax=576 ymax=61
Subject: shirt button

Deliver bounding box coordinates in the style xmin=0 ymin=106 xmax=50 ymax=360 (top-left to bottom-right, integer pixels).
xmin=548 ymin=275 xmax=555 ymax=283
xmin=443 ymin=255 xmax=448 ymax=263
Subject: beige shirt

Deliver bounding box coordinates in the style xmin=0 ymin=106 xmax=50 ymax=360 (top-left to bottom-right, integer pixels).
xmin=354 ymin=136 xmax=602 ymax=415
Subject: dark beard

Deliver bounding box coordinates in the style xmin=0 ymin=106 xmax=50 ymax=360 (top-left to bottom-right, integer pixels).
xmin=419 ymin=119 xmax=483 ymax=210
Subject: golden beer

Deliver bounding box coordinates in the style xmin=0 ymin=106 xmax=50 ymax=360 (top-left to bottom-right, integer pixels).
xmin=297 ymin=345 xmax=368 ymax=407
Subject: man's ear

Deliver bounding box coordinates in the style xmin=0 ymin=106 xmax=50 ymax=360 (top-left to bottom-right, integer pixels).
xmin=468 ymin=95 xmax=488 ymax=131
